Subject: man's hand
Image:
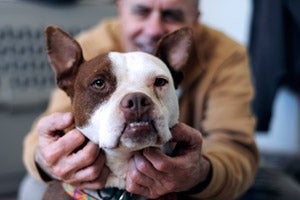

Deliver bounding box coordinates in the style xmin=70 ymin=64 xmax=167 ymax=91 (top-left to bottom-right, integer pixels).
xmin=35 ymin=112 xmax=110 ymax=190
xmin=126 ymin=122 xmax=211 ymax=198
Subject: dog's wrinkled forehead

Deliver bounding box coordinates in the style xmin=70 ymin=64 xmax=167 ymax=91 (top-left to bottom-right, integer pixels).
xmin=108 ymin=51 xmax=173 ymax=85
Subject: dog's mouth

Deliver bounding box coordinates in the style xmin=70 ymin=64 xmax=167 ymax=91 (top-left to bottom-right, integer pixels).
xmin=120 ymin=120 xmax=159 ymax=146
xmin=122 ymin=120 xmax=157 ymax=138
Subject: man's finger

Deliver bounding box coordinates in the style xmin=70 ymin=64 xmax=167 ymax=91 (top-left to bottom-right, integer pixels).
xmin=170 ymin=123 xmax=203 ymax=155
xmin=37 ymin=112 xmax=74 ymax=137
xmin=68 ymin=141 xmax=101 ymax=171
xmin=126 ymin=158 xmax=151 ymax=197
xmin=45 ymin=129 xmax=86 ymax=163
xmin=142 ymin=148 xmax=173 ymax=173
xmin=171 ymin=123 xmax=202 ymax=142
xmin=77 ymin=166 xmax=110 ymax=190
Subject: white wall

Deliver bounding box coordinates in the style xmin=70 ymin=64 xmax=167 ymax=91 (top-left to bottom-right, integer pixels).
xmin=200 ymin=0 xmax=252 ymax=46
xmin=200 ymin=0 xmax=300 ymax=154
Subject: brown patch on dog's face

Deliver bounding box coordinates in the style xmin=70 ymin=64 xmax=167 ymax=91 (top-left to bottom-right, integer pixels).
xmin=72 ymin=54 xmax=117 ymax=127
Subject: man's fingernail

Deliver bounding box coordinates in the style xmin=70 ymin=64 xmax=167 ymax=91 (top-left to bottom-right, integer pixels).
xmin=63 ymin=112 xmax=72 ymax=122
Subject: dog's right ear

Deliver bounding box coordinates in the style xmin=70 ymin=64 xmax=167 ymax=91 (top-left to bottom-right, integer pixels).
xmin=45 ymin=25 xmax=83 ymax=98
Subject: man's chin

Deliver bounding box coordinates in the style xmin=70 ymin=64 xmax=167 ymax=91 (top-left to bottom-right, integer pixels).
xmin=135 ymin=44 xmax=156 ymax=55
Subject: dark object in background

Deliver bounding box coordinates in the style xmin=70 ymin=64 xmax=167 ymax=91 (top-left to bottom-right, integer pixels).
xmin=249 ymin=0 xmax=300 ymax=131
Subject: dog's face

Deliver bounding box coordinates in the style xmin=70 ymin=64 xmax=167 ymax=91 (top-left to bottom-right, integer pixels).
xmin=73 ymin=52 xmax=180 ymax=150
xmin=45 ymin=26 xmax=192 ymax=151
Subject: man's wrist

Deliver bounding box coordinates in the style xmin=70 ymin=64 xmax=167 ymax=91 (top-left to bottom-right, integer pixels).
xmin=35 ymin=161 xmax=53 ymax=182
xmin=185 ymin=157 xmax=212 ymax=194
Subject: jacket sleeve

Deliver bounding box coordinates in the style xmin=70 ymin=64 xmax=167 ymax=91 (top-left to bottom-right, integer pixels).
xmin=23 ymin=89 xmax=71 ymax=181
xmin=190 ymin=48 xmax=259 ymax=199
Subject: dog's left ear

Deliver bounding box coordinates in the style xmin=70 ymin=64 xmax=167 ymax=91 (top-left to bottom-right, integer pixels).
xmin=155 ymin=27 xmax=193 ymax=88
xmin=45 ymin=25 xmax=84 ymax=98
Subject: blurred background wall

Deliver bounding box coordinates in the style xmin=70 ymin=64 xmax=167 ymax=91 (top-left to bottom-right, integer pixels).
xmin=0 ymin=0 xmax=299 ymax=199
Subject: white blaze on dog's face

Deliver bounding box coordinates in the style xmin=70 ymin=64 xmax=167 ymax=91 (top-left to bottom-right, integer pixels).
xmin=77 ymin=52 xmax=179 ymax=150
xmin=45 ymin=26 xmax=192 ymax=152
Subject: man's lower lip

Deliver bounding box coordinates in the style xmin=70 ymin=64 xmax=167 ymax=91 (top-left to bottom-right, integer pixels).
xmin=136 ymin=44 xmax=155 ymax=54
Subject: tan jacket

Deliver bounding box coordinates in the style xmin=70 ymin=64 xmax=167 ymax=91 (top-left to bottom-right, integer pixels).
xmin=23 ymin=19 xmax=259 ymax=200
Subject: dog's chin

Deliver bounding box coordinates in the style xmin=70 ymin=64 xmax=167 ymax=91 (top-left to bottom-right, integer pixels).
xmin=119 ymin=121 xmax=163 ymax=150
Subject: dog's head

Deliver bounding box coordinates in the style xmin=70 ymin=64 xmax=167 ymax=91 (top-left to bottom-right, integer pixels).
xmin=45 ymin=26 xmax=192 ymax=152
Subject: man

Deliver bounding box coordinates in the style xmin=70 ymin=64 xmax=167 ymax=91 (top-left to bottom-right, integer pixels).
xmin=22 ymin=0 xmax=259 ymax=199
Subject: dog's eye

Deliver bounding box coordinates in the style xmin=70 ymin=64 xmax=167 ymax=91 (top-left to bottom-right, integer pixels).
xmin=154 ymin=77 xmax=168 ymax=87
xmin=91 ymin=78 xmax=105 ymax=90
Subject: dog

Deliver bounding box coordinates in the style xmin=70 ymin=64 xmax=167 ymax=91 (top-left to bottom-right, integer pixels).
xmin=42 ymin=25 xmax=192 ymax=200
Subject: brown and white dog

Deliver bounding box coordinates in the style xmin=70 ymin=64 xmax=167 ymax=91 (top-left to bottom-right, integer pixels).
xmin=43 ymin=25 xmax=192 ymax=200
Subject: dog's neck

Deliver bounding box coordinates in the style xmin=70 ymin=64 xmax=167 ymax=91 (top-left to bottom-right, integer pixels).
xmin=83 ymin=149 xmax=143 ymax=200
xmin=104 ymin=149 xmax=136 ymax=188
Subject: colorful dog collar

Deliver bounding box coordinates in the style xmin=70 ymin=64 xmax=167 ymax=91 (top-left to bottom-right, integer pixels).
xmin=62 ymin=182 xmax=177 ymax=200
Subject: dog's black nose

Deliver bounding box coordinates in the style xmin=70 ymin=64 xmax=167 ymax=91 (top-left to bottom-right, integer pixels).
xmin=120 ymin=92 xmax=153 ymax=119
